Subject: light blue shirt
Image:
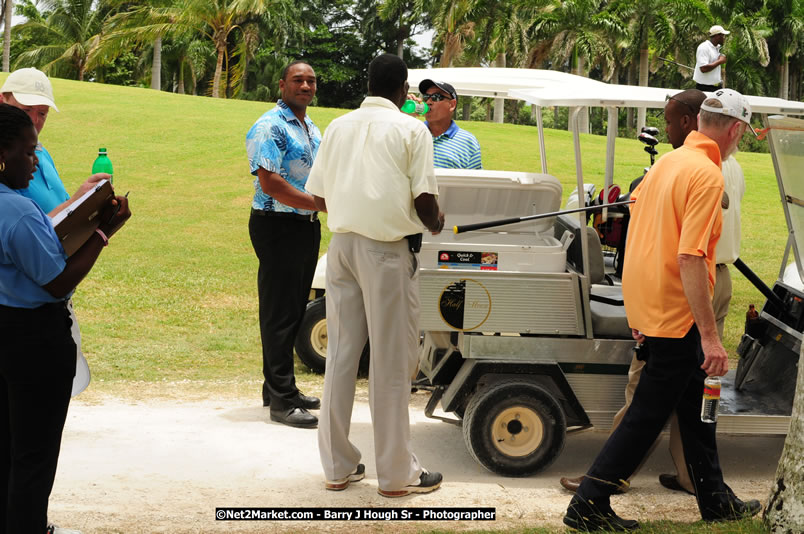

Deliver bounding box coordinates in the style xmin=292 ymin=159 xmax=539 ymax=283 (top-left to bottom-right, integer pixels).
xmin=245 ymin=99 xmax=321 ymax=214
xmin=427 ymin=120 xmax=482 ymax=169
xmin=17 ymin=144 xmax=70 ymax=214
xmin=0 ymin=184 xmax=67 ymax=308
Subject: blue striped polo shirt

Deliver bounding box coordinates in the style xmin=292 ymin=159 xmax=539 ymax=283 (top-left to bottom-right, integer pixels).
xmin=427 ymin=120 xmax=482 ymax=169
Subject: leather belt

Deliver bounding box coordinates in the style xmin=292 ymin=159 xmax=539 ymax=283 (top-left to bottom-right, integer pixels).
xmin=251 ymin=208 xmax=318 ymax=222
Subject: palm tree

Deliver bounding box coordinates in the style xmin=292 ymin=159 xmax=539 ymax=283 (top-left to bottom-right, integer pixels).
xmin=2 ymin=0 xmax=12 ymax=72
xmin=530 ymin=0 xmax=624 ymax=131
xmin=13 ymin=0 xmax=113 ymax=81
xmin=761 ymin=0 xmax=801 ymax=99
xmin=430 ymin=0 xmax=478 ymax=67
xmin=103 ymin=0 xmax=281 ymax=98
xmin=378 ymin=0 xmax=427 ymax=57
xmin=607 ymin=0 xmax=710 ymax=131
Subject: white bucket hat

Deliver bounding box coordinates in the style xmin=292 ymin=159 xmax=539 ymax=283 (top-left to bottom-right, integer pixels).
xmin=700 ymin=88 xmax=757 ymax=137
xmin=709 ymin=25 xmax=730 ymax=36
xmin=0 ymin=67 xmax=59 ymax=111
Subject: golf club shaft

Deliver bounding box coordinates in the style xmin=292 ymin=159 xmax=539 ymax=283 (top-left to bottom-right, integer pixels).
xmin=454 ymin=200 xmax=635 ymax=234
xmin=732 ymin=258 xmax=787 ymax=313
xmin=657 ymin=56 xmax=694 ymax=71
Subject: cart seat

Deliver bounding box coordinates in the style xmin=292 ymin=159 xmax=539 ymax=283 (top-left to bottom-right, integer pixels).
xmin=589 ymin=285 xmax=632 ymax=338
xmin=555 ymin=214 xmax=605 ymax=284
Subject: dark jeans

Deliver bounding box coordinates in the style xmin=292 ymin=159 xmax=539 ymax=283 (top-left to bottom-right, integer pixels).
xmin=248 ymin=211 xmax=320 ymax=411
xmin=577 ymin=325 xmax=734 ymax=519
xmin=696 ymin=83 xmax=722 ymax=92
xmin=0 ymin=302 xmax=75 ymax=534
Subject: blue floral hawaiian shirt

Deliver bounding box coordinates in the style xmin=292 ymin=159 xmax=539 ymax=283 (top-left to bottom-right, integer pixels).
xmin=245 ymin=99 xmax=321 ymax=214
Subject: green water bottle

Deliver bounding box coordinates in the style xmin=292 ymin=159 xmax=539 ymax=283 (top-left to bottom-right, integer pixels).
xmin=401 ymin=99 xmax=429 ymax=115
xmin=92 ymin=148 xmax=114 ymax=184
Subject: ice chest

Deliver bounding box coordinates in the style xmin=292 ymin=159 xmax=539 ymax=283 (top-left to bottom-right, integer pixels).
xmin=422 ymin=169 xmax=565 ymax=273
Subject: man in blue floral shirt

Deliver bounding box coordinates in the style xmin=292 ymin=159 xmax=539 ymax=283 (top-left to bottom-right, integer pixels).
xmin=246 ymin=60 xmax=322 ymax=428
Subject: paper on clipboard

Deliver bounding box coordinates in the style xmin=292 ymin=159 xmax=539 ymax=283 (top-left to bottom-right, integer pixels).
xmin=50 ymin=179 xmax=114 ymax=256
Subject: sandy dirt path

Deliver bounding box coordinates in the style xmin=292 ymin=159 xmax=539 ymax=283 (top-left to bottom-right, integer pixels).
xmin=47 ymin=385 xmax=784 ymax=533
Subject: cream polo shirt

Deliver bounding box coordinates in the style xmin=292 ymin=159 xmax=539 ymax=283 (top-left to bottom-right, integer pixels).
xmin=715 ymin=155 xmax=745 ymax=264
xmin=306 ymin=96 xmax=438 ymax=242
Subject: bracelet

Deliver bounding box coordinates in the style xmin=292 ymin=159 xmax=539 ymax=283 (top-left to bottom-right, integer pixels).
xmin=95 ymin=228 xmax=109 ymax=246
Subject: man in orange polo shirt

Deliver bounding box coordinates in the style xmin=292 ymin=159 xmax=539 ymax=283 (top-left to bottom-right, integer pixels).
xmin=564 ymin=89 xmax=760 ymax=531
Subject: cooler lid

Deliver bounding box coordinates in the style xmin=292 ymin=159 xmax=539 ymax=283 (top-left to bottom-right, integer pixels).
xmin=767 ymin=115 xmax=804 ymax=285
xmin=434 ymin=169 xmax=563 ymax=235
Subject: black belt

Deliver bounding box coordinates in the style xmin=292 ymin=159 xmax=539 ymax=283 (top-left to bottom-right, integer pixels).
xmin=0 ymin=300 xmax=68 ymax=318
xmin=251 ymin=209 xmax=318 ymax=222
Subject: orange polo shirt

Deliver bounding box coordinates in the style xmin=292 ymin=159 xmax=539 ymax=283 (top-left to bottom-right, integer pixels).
xmin=622 ymin=131 xmax=724 ymax=338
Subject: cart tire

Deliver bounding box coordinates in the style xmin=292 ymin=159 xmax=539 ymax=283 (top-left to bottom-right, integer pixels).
xmin=295 ymin=297 xmax=328 ymax=373
xmin=462 ymin=380 xmax=566 ymax=477
xmin=294 ymin=296 xmax=370 ymax=374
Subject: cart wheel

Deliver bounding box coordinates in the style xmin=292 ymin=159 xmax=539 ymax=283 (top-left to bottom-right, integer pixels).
xmin=295 ymin=297 xmax=328 ymax=373
xmin=294 ymin=296 xmax=370 ymax=374
xmin=463 ymin=381 xmax=566 ymax=477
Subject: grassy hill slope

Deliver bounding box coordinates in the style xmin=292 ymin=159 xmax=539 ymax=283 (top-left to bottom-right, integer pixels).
xmin=0 ymin=75 xmax=789 ymax=381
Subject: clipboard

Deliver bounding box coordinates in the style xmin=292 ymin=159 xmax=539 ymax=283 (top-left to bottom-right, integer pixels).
xmin=50 ymin=179 xmax=114 ymax=256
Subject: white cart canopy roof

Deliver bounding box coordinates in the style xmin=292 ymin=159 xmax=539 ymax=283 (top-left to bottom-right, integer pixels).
xmin=407 ymin=67 xmax=605 ymax=99
xmin=511 ymin=84 xmax=804 ymax=115
xmin=407 ymin=67 xmax=804 ymax=116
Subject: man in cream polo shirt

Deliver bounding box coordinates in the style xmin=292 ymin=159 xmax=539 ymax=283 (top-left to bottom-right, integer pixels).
xmin=713 ymin=155 xmax=745 ymax=339
xmin=307 ymin=53 xmax=445 ymax=498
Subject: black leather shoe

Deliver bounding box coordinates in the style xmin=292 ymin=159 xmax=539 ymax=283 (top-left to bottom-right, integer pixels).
xmin=296 ymin=393 xmax=321 ymax=410
xmin=703 ymin=497 xmax=762 ymax=522
xmin=659 ymin=473 xmax=695 ymax=495
xmin=270 ymin=407 xmax=318 ymax=428
xmin=563 ymin=496 xmax=639 ymax=532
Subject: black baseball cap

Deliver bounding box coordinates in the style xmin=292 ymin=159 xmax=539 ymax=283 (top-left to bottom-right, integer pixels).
xmin=418 ymin=79 xmax=457 ymax=100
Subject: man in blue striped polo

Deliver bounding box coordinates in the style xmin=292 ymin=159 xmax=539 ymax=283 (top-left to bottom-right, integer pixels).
xmin=418 ymin=79 xmax=482 ymax=169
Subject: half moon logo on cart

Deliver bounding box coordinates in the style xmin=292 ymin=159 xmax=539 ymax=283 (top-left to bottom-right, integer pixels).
xmin=438 ymin=278 xmax=492 ymax=331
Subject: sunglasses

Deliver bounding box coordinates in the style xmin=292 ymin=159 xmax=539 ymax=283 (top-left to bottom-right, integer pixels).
xmin=422 ymin=93 xmax=451 ymax=103
xmin=665 ymin=94 xmax=698 ymax=116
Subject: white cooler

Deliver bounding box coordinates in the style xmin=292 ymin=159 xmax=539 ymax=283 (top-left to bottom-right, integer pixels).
xmin=422 ymin=169 xmax=566 ymax=273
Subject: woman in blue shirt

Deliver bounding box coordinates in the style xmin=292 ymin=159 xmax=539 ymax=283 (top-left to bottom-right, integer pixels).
xmin=0 ymin=103 xmax=130 ymax=533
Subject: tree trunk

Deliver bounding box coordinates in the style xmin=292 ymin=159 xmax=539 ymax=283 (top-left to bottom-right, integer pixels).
xmin=778 ymin=58 xmax=789 ymax=100
xmin=462 ymin=100 xmax=470 ymax=121
xmin=2 ymin=0 xmax=12 ymax=72
xmin=494 ymin=53 xmax=505 ymax=123
xmin=151 ymin=35 xmax=162 ymax=91
xmin=637 ymin=47 xmax=649 ymax=132
xmin=763 ymin=341 xmax=804 ymax=532
xmin=177 ymin=64 xmax=185 ymax=95
xmin=626 ymin=62 xmax=636 ymax=135
xmin=554 ymin=106 xmax=560 ymax=129
xmin=213 ymin=45 xmax=225 ymax=98
xmin=485 ymin=100 xmax=491 ymax=122
xmin=396 ymin=10 xmax=405 ymax=57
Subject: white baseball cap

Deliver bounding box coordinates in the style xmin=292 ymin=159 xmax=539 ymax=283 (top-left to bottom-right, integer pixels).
xmin=0 ymin=67 xmax=59 ymax=111
xmin=700 ymin=88 xmax=756 ymax=136
xmin=709 ymin=25 xmax=730 ymax=36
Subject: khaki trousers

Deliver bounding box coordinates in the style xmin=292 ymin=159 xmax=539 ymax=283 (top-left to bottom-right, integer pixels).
xmin=318 ymin=232 xmax=422 ymax=491
xmin=613 ymin=264 xmax=731 ymax=494
xmin=713 ymin=264 xmax=732 ymax=341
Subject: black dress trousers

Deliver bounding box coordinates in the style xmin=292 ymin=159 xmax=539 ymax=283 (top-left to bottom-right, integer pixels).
xmin=576 ymin=325 xmax=734 ymax=518
xmin=248 ymin=211 xmax=320 ymax=411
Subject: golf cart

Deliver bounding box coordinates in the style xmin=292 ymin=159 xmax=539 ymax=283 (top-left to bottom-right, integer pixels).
xmin=296 ymin=68 xmax=804 ymax=476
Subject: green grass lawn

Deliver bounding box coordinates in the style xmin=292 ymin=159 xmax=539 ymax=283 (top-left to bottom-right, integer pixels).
xmin=0 ymin=74 xmax=790 ymax=382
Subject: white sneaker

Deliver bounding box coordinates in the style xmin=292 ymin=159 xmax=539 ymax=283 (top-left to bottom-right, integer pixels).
xmin=47 ymin=524 xmax=83 ymax=534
